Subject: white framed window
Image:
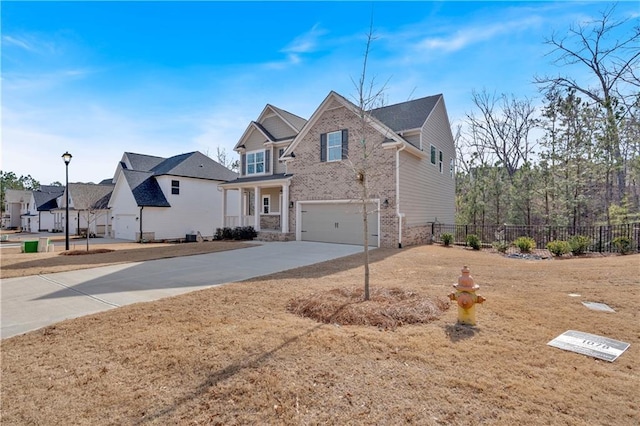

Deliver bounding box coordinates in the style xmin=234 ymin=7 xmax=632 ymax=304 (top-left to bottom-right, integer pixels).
xmin=278 ymin=148 xmax=285 ymax=162
xmin=450 ymin=158 xmax=455 ymax=178
xmin=262 ymin=195 xmax=270 ymax=214
xmin=438 ymin=150 xmax=443 ymax=173
xmin=430 ymin=145 xmax=436 ymax=165
xmin=246 ymin=150 xmax=265 ymax=175
xmin=327 ymin=131 xmax=343 ymax=162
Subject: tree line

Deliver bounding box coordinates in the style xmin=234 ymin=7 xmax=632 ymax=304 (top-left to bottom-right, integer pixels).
xmin=455 ymin=6 xmax=639 ymax=228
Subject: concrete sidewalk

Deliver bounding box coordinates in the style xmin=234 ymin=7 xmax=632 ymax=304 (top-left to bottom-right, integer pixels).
xmin=1 ymin=241 xmax=364 ymax=339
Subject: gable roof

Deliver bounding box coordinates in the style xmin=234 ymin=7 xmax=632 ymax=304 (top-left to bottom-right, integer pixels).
xmin=123 ymin=152 xmax=165 ymax=171
xmin=68 ymin=183 xmax=114 ymax=210
xmin=370 ymin=94 xmax=442 ymax=133
xmin=122 ymin=170 xmax=171 ymax=207
xmin=234 ymin=104 xmax=308 ymax=150
xmin=268 ymin=104 xmax=307 ymax=132
xmin=33 ymin=186 xmax=65 ymax=211
xmin=151 ymin=151 xmax=238 ymax=181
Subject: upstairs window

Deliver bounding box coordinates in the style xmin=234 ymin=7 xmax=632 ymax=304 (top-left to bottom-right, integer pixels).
xmin=278 ymin=148 xmax=285 ymax=162
xmin=320 ymin=129 xmax=348 ymax=162
xmin=439 ymin=150 xmax=443 ymax=173
xmin=171 ymin=180 xmax=180 ymax=195
xmin=247 ymin=150 xmax=265 ymax=175
xmin=430 ymin=145 xmax=437 ymax=165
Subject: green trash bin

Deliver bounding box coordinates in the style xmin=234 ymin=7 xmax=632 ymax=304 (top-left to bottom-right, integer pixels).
xmin=23 ymin=240 xmax=39 ymax=253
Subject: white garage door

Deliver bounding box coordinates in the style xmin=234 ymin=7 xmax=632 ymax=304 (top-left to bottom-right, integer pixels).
xmin=300 ymin=202 xmax=378 ymax=246
xmin=115 ymin=214 xmax=137 ymax=240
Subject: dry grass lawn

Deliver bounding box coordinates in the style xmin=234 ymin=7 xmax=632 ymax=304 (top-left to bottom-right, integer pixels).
xmin=1 ymin=245 xmax=639 ymax=425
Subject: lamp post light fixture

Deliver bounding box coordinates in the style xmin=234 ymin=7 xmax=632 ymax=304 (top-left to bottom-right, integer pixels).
xmin=62 ymin=151 xmax=72 ymax=250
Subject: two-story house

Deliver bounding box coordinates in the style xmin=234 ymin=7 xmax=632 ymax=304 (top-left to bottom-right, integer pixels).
xmin=220 ymin=91 xmax=456 ymax=248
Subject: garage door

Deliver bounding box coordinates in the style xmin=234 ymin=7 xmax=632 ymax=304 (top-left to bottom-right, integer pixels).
xmin=300 ymin=202 xmax=378 ymax=246
xmin=115 ymin=214 xmax=137 ymax=240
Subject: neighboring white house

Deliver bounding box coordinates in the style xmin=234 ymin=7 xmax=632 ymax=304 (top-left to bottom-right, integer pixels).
xmin=3 ymin=189 xmax=33 ymax=230
xmin=55 ymin=182 xmax=114 ymax=237
xmin=25 ymin=186 xmax=66 ymax=232
xmin=108 ymin=151 xmax=239 ymax=241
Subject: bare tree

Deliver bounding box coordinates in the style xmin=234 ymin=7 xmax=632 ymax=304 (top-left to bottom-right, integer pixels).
xmin=207 ymin=146 xmax=239 ymax=172
xmin=348 ymin=21 xmax=389 ymax=301
xmin=535 ymin=5 xmax=640 ymax=205
xmin=465 ymin=90 xmax=538 ymax=178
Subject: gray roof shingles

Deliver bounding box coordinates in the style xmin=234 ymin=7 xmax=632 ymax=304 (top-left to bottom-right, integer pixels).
xmin=33 ymin=187 xmax=64 ymax=211
xmin=122 ymin=170 xmax=171 ymax=207
xmin=370 ymin=94 xmax=441 ymax=133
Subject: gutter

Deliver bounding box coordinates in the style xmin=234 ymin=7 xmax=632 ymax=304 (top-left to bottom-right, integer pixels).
xmin=139 ymin=206 xmax=144 ymax=242
xmin=396 ymin=144 xmax=406 ymax=249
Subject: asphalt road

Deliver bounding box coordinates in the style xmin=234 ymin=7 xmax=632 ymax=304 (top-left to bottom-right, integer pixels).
xmin=1 ymin=241 xmax=364 ymax=339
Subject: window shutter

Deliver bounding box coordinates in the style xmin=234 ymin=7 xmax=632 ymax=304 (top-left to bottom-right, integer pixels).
xmin=241 ymin=154 xmax=246 ymax=176
xmin=320 ymin=133 xmax=327 ymax=162
xmin=341 ymin=129 xmax=349 ymax=159
xmin=265 ymin=150 xmax=271 ymax=173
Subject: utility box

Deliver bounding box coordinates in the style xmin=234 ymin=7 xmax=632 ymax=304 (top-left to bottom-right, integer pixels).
xmin=22 ymin=240 xmax=39 ymax=253
xmin=38 ymin=237 xmax=50 ymax=252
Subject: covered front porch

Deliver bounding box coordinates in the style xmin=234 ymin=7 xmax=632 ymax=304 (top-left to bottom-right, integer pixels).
xmin=219 ymin=174 xmax=292 ymax=236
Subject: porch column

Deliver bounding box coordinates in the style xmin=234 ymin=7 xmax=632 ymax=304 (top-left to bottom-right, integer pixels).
xmin=253 ymin=186 xmax=260 ymax=231
xmin=238 ymin=189 xmax=244 ymax=228
xmin=221 ymin=188 xmax=227 ymax=228
xmin=281 ymin=182 xmax=290 ymax=233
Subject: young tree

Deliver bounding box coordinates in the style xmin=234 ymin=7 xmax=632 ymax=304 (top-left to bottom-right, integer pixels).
xmin=347 ymin=22 xmax=389 ymax=301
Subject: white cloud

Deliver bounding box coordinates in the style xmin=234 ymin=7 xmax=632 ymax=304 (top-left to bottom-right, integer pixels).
xmin=264 ymin=24 xmax=327 ymax=69
xmin=2 ymin=35 xmax=35 ymax=51
xmin=418 ymin=16 xmax=543 ymax=53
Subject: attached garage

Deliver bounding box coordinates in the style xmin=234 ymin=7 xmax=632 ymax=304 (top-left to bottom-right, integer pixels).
xmin=114 ymin=214 xmax=137 ymax=240
xmin=299 ymin=201 xmax=379 ymax=246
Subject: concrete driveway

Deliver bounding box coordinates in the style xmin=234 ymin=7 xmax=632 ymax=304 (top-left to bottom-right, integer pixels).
xmin=1 ymin=241 xmax=364 ymax=339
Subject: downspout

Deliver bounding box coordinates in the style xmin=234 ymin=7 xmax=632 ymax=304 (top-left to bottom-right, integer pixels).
xmin=396 ymin=143 xmax=406 ymax=249
xmin=139 ymin=206 xmax=144 ymax=243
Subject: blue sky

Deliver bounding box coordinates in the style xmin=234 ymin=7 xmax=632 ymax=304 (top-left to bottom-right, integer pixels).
xmin=2 ymin=1 xmax=638 ymax=185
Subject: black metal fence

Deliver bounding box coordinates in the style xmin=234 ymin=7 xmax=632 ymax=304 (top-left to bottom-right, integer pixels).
xmin=431 ymin=223 xmax=640 ymax=254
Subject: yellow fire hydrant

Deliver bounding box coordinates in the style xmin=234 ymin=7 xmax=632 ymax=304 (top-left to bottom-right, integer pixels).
xmin=448 ymin=265 xmax=485 ymax=326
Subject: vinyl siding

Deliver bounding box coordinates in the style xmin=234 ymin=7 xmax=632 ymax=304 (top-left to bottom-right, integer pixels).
xmin=263 ymin=115 xmax=296 ymax=140
xmin=244 ymin=128 xmax=267 ymax=151
xmin=399 ymin=99 xmax=455 ymax=225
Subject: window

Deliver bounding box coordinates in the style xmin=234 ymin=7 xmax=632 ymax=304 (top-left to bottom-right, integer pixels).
xmin=262 ymin=195 xmax=270 ymax=214
xmin=450 ymin=158 xmax=455 ymax=178
xmin=278 ymin=148 xmax=285 ymax=162
xmin=320 ymin=129 xmax=348 ymax=162
xmin=439 ymin=150 xmax=443 ymax=173
xmin=327 ymin=131 xmax=343 ymax=162
xmin=246 ymin=150 xmax=265 ymax=175
xmin=171 ymin=180 xmax=180 ymax=195
xmin=430 ymin=145 xmax=436 ymax=165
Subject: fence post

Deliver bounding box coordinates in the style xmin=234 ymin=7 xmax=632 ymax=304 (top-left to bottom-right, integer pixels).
xmin=599 ymin=226 xmax=604 ymax=253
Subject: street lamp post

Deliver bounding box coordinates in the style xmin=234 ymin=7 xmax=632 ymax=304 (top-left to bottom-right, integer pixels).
xmin=62 ymin=152 xmax=72 ymax=251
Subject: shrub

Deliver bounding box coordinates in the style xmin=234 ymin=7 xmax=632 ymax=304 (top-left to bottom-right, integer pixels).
xmin=546 ymin=240 xmax=570 ymax=257
xmin=441 ymin=233 xmax=454 ymax=246
xmin=214 ymin=226 xmax=256 ymax=241
xmin=232 ymin=226 xmax=257 ymax=241
xmin=514 ymin=236 xmax=536 ymax=253
xmin=466 ymin=234 xmax=481 ymax=250
xmin=568 ymin=235 xmax=591 ymax=255
xmin=612 ymin=236 xmax=634 ymax=255
xmin=492 ymin=241 xmax=510 ymax=253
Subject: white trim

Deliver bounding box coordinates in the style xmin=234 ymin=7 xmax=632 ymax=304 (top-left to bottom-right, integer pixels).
xmin=326 ymin=130 xmax=343 ymax=162
xmin=296 ymin=199 xmax=381 ymax=247
xmin=245 ymin=149 xmax=267 ymax=176
xmin=262 ymin=195 xmax=271 ymax=215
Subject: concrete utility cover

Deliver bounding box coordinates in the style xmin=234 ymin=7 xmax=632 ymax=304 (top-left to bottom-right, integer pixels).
xmin=582 ymin=302 xmax=616 ymax=312
xmin=547 ymin=330 xmax=630 ymax=362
